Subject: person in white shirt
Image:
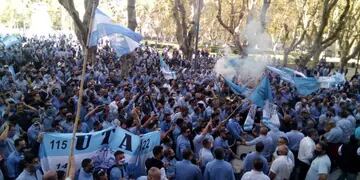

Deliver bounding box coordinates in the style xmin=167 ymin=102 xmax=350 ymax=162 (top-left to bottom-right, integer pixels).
xmin=241 ymin=159 xmax=270 ymax=180
xmin=305 ymin=141 xmax=331 ymax=180
xmin=272 ymin=137 xmax=295 ymax=163
xmin=269 ymin=145 xmax=294 ymax=180
xmin=297 ymin=128 xmax=318 ymax=180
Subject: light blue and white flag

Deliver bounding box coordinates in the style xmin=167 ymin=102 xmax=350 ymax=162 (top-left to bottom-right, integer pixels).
xmin=266 ymin=66 xmax=294 ymax=84
xmin=160 ymin=57 xmax=176 ymax=80
xmin=249 ymin=77 xmax=273 ymax=108
xmin=332 ymin=72 xmax=346 ymax=85
xmin=282 ymin=67 xmax=307 ymax=78
xmin=244 ymin=104 xmax=257 ymax=131
xmin=317 ymin=72 xmax=346 ymax=89
xmin=293 ymin=77 xmax=320 ymax=96
xmin=39 ymin=126 xmax=160 ymax=176
xmin=88 ymin=8 xmax=143 ymax=57
xmin=224 ymin=78 xmax=251 ymax=97
xmin=262 ymin=101 xmax=280 ymax=130
xmin=1 ymin=35 xmax=21 ymax=48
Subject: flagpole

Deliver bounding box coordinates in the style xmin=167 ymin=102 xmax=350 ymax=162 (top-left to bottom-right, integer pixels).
xmin=65 ymin=0 xmax=97 ymax=178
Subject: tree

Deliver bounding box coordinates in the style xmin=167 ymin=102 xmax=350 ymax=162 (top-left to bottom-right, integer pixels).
xmin=338 ymin=2 xmax=360 ymax=69
xmin=260 ymin=0 xmax=271 ymax=32
xmin=300 ymin=0 xmax=351 ymax=66
xmin=127 ymin=0 xmax=137 ymax=31
xmin=172 ymin=0 xmax=201 ymax=60
xmin=278 ymin=0 xmax=316 ymax=66
xmin=58 ymin=0 xmax=99 ymax=65
xmin=216 ymin=0 xmax=247 ymax=54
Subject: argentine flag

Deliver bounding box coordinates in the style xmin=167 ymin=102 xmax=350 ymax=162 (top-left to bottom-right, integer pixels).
xmin=160 ymin=57 xmax=176 ymax=80
xmin=88 ymin=8 xmax=142 ymax=57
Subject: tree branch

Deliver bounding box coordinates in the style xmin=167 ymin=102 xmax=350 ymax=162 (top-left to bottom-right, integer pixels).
xmin=216 ymin=0 xmax=234 ymax=35
xmin=321 ymin=0 xmax=350 ymax=47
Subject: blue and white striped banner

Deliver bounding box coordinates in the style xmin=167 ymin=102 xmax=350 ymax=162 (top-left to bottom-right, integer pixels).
xmin=39 ymin=127 xmax=160 ymax=176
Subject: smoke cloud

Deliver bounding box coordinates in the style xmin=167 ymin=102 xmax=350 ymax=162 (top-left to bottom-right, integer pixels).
xmin=214 ymin=19 xmax=273 ymax=87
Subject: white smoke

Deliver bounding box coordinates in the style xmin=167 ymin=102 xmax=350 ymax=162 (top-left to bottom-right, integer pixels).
xmin=214 ymin=19 xmax=273 ymax=87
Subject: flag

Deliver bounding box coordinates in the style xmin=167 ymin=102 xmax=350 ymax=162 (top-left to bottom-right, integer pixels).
xmin=262 ymin=101 xmax=280 ymax=130
xmin=282 ymin=67 xmax=306 ymax=78
xmin=332 ymin=72 xmax=346 ymax=85
xmin=244 ymin=104 xmax=257 ymax=131
xmin=249 ymin=77 xmax=273 ymax=107
xmin=266 ymin=66 xmax=294 ymax=84
xmin=1 ymin=35 xmax=20 ymax=48
xmin=317 ymin=72 xmax=345 ymax=89
xmin=88 ymin=8 xmax=142 ymax=57
xmin=160 ymin=57 xmax=176 ymax=80
xmin=224 ymin=78 xmax=250 ymax=97
xmin=293 ymin=77 xmax=320 ymax=96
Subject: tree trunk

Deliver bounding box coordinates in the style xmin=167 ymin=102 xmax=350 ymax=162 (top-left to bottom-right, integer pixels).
xmin=127 ymin=0 xmax=137 ymax=31
xmin=172 ymin=0 xmax=196 ymax=60
xmin=312 ymin=49 xmax=322 ymax=64
xmin=233 ymin=35 xmax=245 ymax=55
xmin=88 ymin=46 xmax=97 ymax=65
xmin=283 ymin=49 xmax=290 ymax=66
xmin=340 ymin=57 xmax=347 ymax=70
xmin=260 ymin=0 xmax=271 ymax=32
xmin=59 ymin=0 xmax=99 ymax=65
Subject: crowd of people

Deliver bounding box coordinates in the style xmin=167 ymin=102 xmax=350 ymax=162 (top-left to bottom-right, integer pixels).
xmin=0 ymin=34 xmax=359 ymax=180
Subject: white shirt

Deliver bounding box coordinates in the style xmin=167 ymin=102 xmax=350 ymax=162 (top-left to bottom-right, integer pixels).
xmin=272 ymin=146 xmax=295 ymax=163
xmin=305 ymin=155 xmax=331 ymax=180
xmin=241 ymin=170 xmax=270 ymax=180
xmin=270 ymin=155 xmax=294 ymax=180
xmin=298 ymin=136 xmax=315 ymax=165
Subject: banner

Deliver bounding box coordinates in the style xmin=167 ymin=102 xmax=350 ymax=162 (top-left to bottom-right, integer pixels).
xmin=224 ymin=78 xmax=250 ymax=97
xmin=266 ymin=66 xmax=294 ymax=84
xmin=1 ymin=35 xmax=21 ymax=48
xmin=249 ymin=77 xmax=273 ymax=108
xmin=293 ymin=77 xmax=320 ymax=96
xmin=262 ymin=101 xmax=280 ymax=130
xmin=244 ymin=104 xmax=257 ymax=131
xmin=282 ymin=67 xmax=306 ymax=78
xmin=39 ymin=126 xmax=160 ymax=176
xmin=317 ymin=76 xmax=332 ymax=88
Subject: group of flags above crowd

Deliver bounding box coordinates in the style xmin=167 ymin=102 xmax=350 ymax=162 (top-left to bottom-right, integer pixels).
xmin=224 ymin=65 xmax=346 ymax=102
